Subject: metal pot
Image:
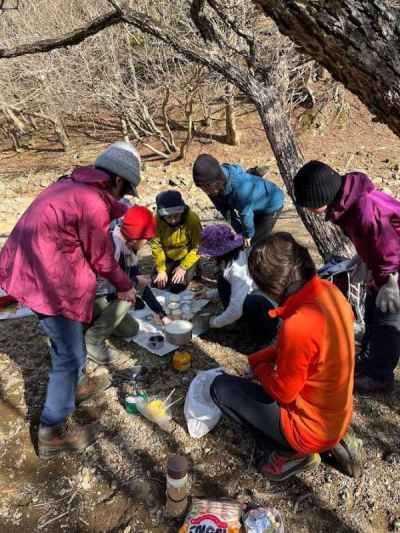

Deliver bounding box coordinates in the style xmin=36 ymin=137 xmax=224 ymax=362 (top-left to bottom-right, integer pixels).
xmin=164 ymin=320 xmax=193 ymax=345
xmin=193 ymin=311 xmax=212 ymax=332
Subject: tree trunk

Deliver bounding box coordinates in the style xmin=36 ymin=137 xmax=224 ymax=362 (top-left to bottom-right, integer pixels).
xmin=225 ymin=85 xmax=239 ymax=146
xmin=53 ymin=115 xmax=69 ymax=151
xmin=252 ymin=83 xmax=354 ymax=260
xmin=121 ymin=6 xmax=353 ymax=260
xmin=255 ymin=0 xmax=400 ymax=138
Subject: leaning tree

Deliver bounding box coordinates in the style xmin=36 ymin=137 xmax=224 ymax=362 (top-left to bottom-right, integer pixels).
xmin=4 ymin=0 xmax=387 ymax=258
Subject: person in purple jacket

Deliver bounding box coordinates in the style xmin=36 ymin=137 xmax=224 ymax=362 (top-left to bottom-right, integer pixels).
xmin=0 ymin=141 xmax=140 ymax=456
xmin=294 ymin=160 xmax=400 ymax=394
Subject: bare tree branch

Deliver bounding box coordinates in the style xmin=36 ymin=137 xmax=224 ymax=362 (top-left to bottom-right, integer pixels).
xmin=206 ymin=0 xmax=253 ymax=48
xmin=0 ymin=10 xmax=122 ymax=59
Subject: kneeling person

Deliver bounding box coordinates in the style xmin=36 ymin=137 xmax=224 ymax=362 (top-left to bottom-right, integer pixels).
xmin=86 ymin=206 xmax=169 ymax=364
xmin=198 ymin=224 xmax=278 ymax=347
xmin=151 ymin=191 xmax=201 ymax=293
xmin=211 ymin=233 xmax=362 ymax=481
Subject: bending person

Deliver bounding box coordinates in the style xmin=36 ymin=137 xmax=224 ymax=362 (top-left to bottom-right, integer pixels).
xmin=193 ymin=154 xmax=284 ymax=246
xmin=294 ymin=160 xmax=400 ymax=394
xmin=211 ymin=233 xmax=362 ymax=481
xmin=0 ymin=141 xmax=140 ymax=457
xmin=197 ymin=224 xmax=278 ymax=347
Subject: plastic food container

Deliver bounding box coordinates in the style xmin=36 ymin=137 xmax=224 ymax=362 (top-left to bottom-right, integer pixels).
xmin=136 ymin=397 xmax=172 ymax=430
xmin=172 ymin=351 xmax=192 ymax=372
xmin=125 ymin=390 xmax=149 ymax=414
xmin=171 ymin=308 xmax=183 ymax=320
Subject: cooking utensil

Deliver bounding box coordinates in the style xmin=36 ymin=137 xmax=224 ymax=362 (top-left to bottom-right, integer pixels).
xmin=148 ymin=334 xmax=165 ymax=350
xmin=164 ymin=320 xmax=192 ymax=345
xmin=193 ymin=311 xmax=212 ymax=331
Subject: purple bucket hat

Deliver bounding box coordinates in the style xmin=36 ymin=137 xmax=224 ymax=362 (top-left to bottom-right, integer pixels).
xmin=199 ymin=224 xmax=244 ymax=257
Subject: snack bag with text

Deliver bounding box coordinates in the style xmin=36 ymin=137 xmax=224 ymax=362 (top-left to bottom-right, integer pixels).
xmin=179 ymin=498 xmax=241 ymax=533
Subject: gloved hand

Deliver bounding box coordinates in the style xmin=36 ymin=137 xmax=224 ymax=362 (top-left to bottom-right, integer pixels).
xmin=376 ymin=273 xmax=400 ymax=313
xmin=348 ymin=255 xmax=369 ymax=283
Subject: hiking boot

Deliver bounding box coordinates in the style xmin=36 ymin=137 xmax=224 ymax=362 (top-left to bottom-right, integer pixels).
xmin=355 ymin=375 xmax=394 ymax=394
xmin=76 ymin=373 xmax=111 ymax=405
xmin=331 ymin=432 xmax=364 ymax=478
xmin=259 ymin=450 xmax=321 ymax=481
xmin=86 ymin=340 xmax=125 ymax=365
xmin=38 ymin=421 xmax=95 ymax=458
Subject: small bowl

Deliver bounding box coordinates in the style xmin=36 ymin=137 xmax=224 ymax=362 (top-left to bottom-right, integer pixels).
xmin=148 ymin=334 xmax=165 ymax=350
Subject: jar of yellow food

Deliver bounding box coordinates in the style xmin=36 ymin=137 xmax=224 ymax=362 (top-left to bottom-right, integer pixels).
xmin=172 ymin=351 xmax=192 ymax=372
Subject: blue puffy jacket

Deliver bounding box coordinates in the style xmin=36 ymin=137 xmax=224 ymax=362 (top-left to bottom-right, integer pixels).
xmin=210 ymin=164 xmax=284 ymax=238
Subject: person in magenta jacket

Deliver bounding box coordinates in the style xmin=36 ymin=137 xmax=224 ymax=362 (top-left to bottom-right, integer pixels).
xmin=0 ymin=141 xmax=141 ymax=456
xmin=294 ymin=160 xmax=400 ymax=394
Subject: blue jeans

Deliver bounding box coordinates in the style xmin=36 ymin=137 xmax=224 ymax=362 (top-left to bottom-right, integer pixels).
xmin=361 ymin=291 xmax=400 ymax=383
xmin=38 ymin=314 xmax=86 ymax=426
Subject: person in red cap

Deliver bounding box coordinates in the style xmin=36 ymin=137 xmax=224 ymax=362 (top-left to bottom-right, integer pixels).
xmin=86 ymin=206 xmax=170 ymax=364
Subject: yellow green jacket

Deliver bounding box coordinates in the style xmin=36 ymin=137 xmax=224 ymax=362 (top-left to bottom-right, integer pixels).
xmin=151 ymin=209 xmax=202 ymax=272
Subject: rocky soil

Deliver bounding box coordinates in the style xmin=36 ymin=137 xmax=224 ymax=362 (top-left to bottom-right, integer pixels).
xmin=0 ymin=92 xmax=400 ymax=532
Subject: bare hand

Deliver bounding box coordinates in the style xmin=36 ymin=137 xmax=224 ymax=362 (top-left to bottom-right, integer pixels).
xmin=161 ymin=316 xmax=172 ymax=326
xmin=171 ymin=266 xmax=186 ymax=285
xmin=244 ymin=238 xmax=252 ymax=248
xmin=154 ymin=271 xmax=168 ymax=289
xmin=117 ymin=287 xmax=136 ymax=304
xmin=136 ymin=274 xmax=151 ymax=290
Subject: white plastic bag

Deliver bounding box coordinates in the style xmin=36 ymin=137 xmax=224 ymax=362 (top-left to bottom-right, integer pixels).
xmin=184 ymin=368 xmax=224 ymax=438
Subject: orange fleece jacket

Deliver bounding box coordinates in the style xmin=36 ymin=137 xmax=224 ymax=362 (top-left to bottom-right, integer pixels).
xmin=249 ymin=276 xmax=355 ymax=454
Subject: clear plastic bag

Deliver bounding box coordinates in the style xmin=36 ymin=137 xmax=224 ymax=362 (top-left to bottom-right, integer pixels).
xmin=243 ymin=507 xmax=284 ymax=533
xmin=184 ymin=368 xmax=224 ymax=438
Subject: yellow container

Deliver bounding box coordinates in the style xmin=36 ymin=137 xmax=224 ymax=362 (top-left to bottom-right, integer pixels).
xmin=172 ymin=351 xmax=192 ymax=372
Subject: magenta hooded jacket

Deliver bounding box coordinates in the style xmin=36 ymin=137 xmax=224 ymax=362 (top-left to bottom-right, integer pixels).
xmin=0 ymin=166 xmax=132 ymax=322
xmin=327 ymin=172 xmax=400 ymax=287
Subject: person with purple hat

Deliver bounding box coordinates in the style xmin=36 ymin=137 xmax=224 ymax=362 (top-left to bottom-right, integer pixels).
xmin=197 ymin=224 xmax=278 ymax=346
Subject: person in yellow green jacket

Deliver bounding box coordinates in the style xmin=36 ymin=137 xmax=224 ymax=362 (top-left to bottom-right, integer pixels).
xmin=151 ymin=190 xmax=202 ymax=293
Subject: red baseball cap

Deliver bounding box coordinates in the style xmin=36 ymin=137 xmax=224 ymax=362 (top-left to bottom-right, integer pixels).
xmin=121 ymin=205 xmax=156 ymax=240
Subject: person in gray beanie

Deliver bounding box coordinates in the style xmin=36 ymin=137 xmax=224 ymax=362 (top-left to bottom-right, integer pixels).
xmin=95 ymin=141 xmax=141 ymax=197
xmin=0 ymin=140 xmax=142 ymax=457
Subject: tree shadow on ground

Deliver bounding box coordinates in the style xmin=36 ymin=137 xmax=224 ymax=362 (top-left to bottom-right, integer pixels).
xmin=0 ymin=313 xmax=378 ymax=532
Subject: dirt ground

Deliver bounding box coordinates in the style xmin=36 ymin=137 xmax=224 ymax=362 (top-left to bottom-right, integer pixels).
xmin=1 ymin=92 xmax=400 ymax=533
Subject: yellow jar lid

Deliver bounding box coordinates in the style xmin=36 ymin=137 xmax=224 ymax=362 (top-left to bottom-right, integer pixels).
xmin=172 ymin=351 xmax=192 ymax=370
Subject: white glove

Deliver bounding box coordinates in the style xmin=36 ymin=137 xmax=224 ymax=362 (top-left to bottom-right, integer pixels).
xmin=348 ymin=255 xmax=369 ymax=283
xmin=376 ymin=273 xmax=400 ymax=313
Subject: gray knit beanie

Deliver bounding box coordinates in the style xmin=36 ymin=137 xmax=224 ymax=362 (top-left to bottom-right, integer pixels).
xmin=95 ymin=141 xmax=141 ymax=193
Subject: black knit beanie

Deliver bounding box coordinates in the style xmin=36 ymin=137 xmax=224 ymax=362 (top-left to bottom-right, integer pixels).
xmin=294 ymin=161 xmax=343 ymax=208
xmin=156 ymin=190 xmax=186 ymax=217
xmin=193 ymin=154 xmax=225 ymax=186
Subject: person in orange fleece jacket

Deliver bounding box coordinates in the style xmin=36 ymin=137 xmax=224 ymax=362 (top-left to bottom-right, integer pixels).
xmin=210 ymin=232 xmax=363 ymax=481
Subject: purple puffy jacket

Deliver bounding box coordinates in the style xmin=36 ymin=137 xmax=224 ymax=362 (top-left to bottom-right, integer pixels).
xmin=327 ymin=172 xmax=400 ymax=287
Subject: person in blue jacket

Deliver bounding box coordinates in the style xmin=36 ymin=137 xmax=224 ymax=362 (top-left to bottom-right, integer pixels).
xmin=193 ymin=154 xmax=284 ymax=246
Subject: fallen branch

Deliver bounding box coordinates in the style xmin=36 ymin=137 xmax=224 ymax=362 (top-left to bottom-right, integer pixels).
xmin=38 ymin=509 xmax=72 ymax=530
